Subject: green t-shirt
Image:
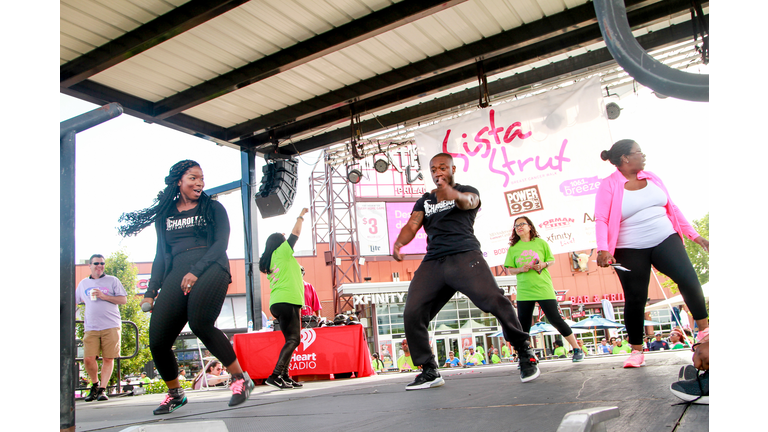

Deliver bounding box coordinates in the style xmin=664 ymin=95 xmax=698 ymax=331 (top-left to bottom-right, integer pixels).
xmin=501 ymin=345 xmax=511 ymax=358
xmin=554 ymin=346 xmax=567 ymax=357
xmin=476 ymin=346 xmax=485 ymax=358
xmin=398 ymin=355 xmax=415 ymax=371
xmin=613 ymin=345 xmax=631 ymax=354
xmin=504 ymin=237 xmax=556 ymax=301
xmin=372 ymin=358 xmax=384 ymax=372
xmin=491 ymin=354 xmax=501 ymax=364
xmin=468 ymin=353 xmax=484 ymax=365
xmin=267 ymin=242 xmax=304 ymax=307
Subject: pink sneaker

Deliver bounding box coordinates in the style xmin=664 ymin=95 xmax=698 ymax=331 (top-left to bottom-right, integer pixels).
xmin=623 ymin=350 xmax=645 ymax=368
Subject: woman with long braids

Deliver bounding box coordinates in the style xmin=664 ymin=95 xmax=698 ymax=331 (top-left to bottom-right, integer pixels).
xmin=258 ymin=207 xmax=309 ymax=390
xmin=119 ymin=160 xmax=253 ymax=414
xmin=503 ymin=215 xmax=584 ymax=362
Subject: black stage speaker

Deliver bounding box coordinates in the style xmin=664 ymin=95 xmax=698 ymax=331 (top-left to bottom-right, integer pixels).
xmin=255 ymin=157 xmax=298 ymax=218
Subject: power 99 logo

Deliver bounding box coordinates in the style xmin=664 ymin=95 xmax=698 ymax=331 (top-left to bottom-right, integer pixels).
xmin=504 ymin=186 xmax=544 ymax=217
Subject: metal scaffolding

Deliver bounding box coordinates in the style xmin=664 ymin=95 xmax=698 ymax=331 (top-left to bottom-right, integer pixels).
xmin=310 ymin=150 xmax=362 ymax=314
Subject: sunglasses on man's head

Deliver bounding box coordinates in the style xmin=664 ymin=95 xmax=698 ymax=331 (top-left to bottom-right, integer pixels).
xmin=92 ymin=262 xmax=105 ymax=266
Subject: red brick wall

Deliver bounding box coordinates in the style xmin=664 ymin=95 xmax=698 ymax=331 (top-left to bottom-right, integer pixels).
xmin=73 ymin=245 xmax=674 ymax=316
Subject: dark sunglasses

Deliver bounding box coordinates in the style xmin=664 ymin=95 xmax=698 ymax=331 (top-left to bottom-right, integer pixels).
xmin=92 ymin=262 xmax=105 ymax=266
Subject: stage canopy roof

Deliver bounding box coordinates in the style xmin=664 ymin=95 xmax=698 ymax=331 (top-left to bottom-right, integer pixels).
xmin=61 ymin=0 xmax=708 ymax=161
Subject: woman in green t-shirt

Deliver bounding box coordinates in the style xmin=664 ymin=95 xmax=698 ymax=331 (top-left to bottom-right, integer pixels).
xmin=504 ymin=216 xmax=584 ymax=362
xmin=259 ymin=208 xmax=309 ymax=390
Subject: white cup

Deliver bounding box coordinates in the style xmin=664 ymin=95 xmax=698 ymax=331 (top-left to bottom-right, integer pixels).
xmin=90 ymin=289 xmax=98 ymax=301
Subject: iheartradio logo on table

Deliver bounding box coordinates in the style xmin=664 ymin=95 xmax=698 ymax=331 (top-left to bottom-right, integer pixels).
xmin=300 ymin=329 xmax=317 ymax=350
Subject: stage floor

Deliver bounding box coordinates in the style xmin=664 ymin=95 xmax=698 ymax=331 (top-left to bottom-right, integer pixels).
xmin=71 ymin=350 xmax=708 ymax=432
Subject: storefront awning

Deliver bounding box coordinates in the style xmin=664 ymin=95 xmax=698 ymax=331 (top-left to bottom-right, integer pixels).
xmin=338 ymin=275 xmax=517 ymax=297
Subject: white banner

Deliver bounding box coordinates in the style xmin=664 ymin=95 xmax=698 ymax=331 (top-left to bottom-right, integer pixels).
xmin=356 ymin=202 xmax=390 ymax=256
xmin=414 ymin=78 xmax=615 ymax=267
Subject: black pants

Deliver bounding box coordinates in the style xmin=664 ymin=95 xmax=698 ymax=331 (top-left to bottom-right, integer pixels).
xmin=517 ymin=299 xmax=573 ymax=337
xmin=149 ymin=248 xmax=235 ymax=382
xmin=404 ymin=250 xmax=530 ymax=369
xmin=614 ymin=233 xmax=708 ymax=346
xmin=269 ymin=302 xmax=301 ymax=377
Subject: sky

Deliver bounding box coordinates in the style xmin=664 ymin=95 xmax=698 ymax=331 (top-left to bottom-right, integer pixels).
xmin=57 ymin=81 xmax=711 ymax=265
xmin=59 ymin=94 xmax=321 ymax=264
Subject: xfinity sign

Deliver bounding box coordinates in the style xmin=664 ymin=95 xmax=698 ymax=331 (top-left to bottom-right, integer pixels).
xmin=352 ymin=293 xmax=406 ymax=306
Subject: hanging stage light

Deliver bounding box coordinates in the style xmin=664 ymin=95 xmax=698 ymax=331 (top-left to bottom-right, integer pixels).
xmin=374 ymin=157 xmax=389 ymax=173
xmin=606 ymin=102 xmax=621 ymax=120
xmin=347 ymin=168 xmax=363 ymax=184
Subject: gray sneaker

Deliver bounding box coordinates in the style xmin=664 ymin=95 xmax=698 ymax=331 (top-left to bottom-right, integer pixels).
xmin=670 ymin=370 xmax=708 ymax=405
xmin=572 ymin=348 xmax=585 ymax=362
xmin=678 ymin=365 xmax=698 ymax=381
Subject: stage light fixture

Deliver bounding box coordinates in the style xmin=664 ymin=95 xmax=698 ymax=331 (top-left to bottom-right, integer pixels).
xmin=606 ymin=102 xmax=621 ymax=120
xmin=374 ymin=157 xmax=389 ymax=173
xmin=347 ymin=168 xmax=363 ymax=184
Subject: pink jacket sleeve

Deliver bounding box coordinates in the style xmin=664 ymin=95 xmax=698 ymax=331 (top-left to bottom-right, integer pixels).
xmin=594 ymin=175 xmax=615 ymax=252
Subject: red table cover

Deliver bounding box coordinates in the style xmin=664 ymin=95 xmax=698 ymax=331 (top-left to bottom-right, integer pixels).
xmin=232 ymin=324 xmax=374 ymax=380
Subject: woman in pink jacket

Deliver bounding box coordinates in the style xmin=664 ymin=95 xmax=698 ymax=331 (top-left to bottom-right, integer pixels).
xmin=594 ymin=139 xmax=709 ymax=369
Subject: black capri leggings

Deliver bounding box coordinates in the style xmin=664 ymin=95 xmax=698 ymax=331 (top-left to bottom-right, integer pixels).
xmin=149 ymin=248 xmax=235 ymax=382
xmin=613 ymin=233 xmax=708 ymax=346
xmin=516 ymin=299 xmax=573 ymax=338
xmin=269 ymin=302 xmax=302 ymax=377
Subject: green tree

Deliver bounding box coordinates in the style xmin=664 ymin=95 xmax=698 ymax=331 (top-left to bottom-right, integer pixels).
xmin=683 ymin=213 xmax=709 ymax=285
xmin=104 ymin=249 xmax=152 ymax=387
xmin=657 ymin=213 xmax=709 ymax=293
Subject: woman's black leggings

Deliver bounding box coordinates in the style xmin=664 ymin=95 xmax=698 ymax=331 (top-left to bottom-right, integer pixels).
xmin=149 ymin=248 xmax=235 ymax=382
xmin=613 ymin=233 xmax=708 ymax=346
xmin=517 ymin=299 xmax=573 ymax=337
xmin=269 ymin=302 xmax=302 ymax=377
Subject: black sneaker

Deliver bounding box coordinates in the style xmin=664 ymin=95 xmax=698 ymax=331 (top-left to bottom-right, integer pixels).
xmin=96 ymin=387 xmax=109 ymax=401
xmin=228 ymin=374 xmax=255 ymax=407
xmin=153 ymin=388 xmax=187 ymax=415
xmin=84 ymin=383 xmax=99 ymax=402
xmin=519 ymin=350 xmax=540 ymax=383
xmin=265 ymin=375 xmax=292 ymax=390
xmin=670 ymin=370 xmax=708 ymax=405
xmin=405 ymin=367 xmax=445 ymax=391
xmin=281 ymin=375 xmax=303 ymax=388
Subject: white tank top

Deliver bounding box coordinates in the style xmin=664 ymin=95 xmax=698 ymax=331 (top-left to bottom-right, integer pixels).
xmin=616 ymin=181 xmax=676 ymax=249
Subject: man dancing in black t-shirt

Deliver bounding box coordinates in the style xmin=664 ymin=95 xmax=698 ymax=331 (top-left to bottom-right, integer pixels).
xmin=393 ymin=153 xmax=540 ymax=390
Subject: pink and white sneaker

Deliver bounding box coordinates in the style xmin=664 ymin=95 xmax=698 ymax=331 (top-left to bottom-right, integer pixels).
xmin=623 ymin=350 xmax=646 ymax=368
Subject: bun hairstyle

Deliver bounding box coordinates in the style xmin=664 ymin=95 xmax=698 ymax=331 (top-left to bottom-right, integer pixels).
xmin=600 ymin=139 xmax=637 ymax=167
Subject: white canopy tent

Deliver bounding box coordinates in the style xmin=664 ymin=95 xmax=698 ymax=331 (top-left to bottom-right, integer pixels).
xmin=644 ymin=283 xmax=710 ymax=312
